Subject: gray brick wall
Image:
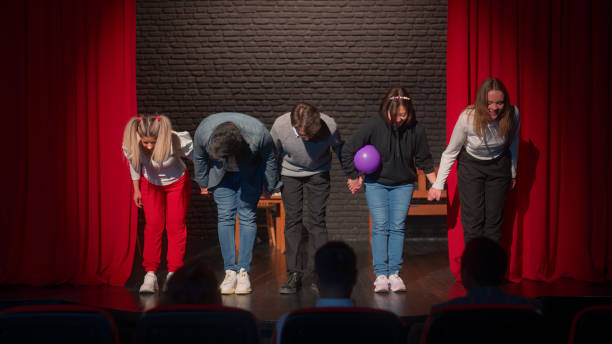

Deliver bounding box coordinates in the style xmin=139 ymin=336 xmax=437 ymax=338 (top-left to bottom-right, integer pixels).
xmin=136 ymin=0 xmax=447 ymax=241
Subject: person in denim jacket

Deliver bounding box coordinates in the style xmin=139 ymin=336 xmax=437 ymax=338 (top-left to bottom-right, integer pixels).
xmin=193 ymin=112 xmax=280 ymax=295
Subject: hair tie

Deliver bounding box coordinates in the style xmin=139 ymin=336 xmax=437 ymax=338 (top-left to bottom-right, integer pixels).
xmin=156 ymin=116 xmax=160 ymax=121
xmin=389 ymin=96 xmax=411 ymax=101
xmin=138 ymin=117 xmax=143 ymax=122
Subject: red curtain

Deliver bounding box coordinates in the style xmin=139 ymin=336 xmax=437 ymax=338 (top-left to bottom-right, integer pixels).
xmin=447 ymin=0 xmax=612 ymax=282
xmin=0 ymin=0 xmax=137 ymax=286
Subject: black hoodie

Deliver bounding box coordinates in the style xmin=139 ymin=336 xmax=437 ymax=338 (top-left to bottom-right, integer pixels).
xmin=342 ymin=115 xmax=434 ymax=185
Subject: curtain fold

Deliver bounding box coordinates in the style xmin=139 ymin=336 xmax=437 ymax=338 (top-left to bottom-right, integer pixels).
xmin=447 ymin=0 xmax=612 ymax=282
xmin=0 ymin=0 xmax=137 ymax=286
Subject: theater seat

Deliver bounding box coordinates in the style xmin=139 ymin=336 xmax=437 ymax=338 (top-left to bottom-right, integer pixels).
xmin=278 ymin=307 xmax=406 ymax=344
xmin=421 ymin=304 xmax=545 ymax=344
xmin=134 ymin=304 xmax=260 ymax=344
xmin=568 ymin=305 xmax=612 ymax=344
xmin=0 ymin=304 xmax=118 ymax=344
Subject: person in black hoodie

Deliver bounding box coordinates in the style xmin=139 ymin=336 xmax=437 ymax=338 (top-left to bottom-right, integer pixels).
xmin=342 ymin=87 xmax=437 ymax=293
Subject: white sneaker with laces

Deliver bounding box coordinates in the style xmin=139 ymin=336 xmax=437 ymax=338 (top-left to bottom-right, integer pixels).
xmin=139 ymin=271 xmax=158 ymax=294
xmin=235 ymin=268 xmax=252 ymax=295
xmin=220 ymin=270 xmax=237 ymax=294
xmin=389 ymin=272 xmax=406 ymax=292
xmin=374 ymin=275 xmax=389 ymax=293
xmin=162 ymin=271 xmax=174 ymax=292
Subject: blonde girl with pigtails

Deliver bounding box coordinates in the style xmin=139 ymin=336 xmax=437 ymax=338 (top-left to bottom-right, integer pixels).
xmin=122 ymin=114 xmax=193 ymax=293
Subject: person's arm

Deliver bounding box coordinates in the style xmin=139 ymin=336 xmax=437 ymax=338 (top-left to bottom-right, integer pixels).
xmin=341 ymin=120 xmax=373 ymax=194
xmin=509 ymin=106 xmax=520 ymax=188
xmin=174 ymin=131 xmax=194 ymax=160
xmin=330 ymin=124 xmax=345 ymax=171
xmin=192 ymin=126 xmax=211 ymax=194
xmin=261 ymin=130 xmax=280 ymax=193
xmin=413 ymin=125 xmax=435 ymax=175
xmin=431 ymin=112 xmax=469 ymax=191
xmin=269 ymin=120 xmax=284 ymax=175
xmin=132 ymin=180 xmax=142 ymax=208
xmin=123 ymin=146 xmax=144 ymax=206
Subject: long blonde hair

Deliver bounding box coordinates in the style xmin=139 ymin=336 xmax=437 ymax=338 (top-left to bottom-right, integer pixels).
xmin=122 ymin=114 xmax=173 ymax=168
xmin=469 ymin=77 xmax=517 ymax=142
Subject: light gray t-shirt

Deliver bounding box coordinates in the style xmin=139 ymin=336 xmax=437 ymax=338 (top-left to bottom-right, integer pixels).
xmin=270 ymin=112 xmax=343 ymax=177
xmin=123 ymin=131 xmax=193 ymax=186
xmin=433 ymin=106 xmax=520 ymax=190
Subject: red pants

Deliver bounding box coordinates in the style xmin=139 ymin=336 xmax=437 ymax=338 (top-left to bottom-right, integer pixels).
xmin=140 ymin=171 xmax=190 ymax=272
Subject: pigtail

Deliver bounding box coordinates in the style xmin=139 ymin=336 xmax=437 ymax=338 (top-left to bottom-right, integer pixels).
xmin=151 ymin=114 xmax=173 ymax=166
xmin=122 ymin=116 xmax=142 ymax=168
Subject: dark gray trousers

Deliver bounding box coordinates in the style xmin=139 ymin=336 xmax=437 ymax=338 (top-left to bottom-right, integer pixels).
xmin=457 ymin=149 xmax=512 ymax=244
xmin=281 ymin=172 xmax=330 ymax=277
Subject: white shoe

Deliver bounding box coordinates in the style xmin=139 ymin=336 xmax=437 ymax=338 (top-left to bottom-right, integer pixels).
xmin=235 ymin=268 xmax=252 ymax=295
xmin=162 ymin=271 xmax=174 ymax=292
xmin=374 ymin=275 xmax=389 ymax=293
xmin=139 ymin=271 xmax=158 ymax=294
xmin=220 ymin=270 xmax=237 ymax=295
xmin=389 ymin=272 xmax=406 ymax=292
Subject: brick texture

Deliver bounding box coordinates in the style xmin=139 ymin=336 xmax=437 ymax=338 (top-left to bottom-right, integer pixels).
xmin=136 ymin=0 xmax=447 ymax=241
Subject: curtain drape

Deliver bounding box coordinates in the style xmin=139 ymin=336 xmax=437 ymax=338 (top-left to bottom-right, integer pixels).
xmin=447 ymin=0 xmax=612 ymax=282
xmin=0 ymin=0 xmax=137 ymax=286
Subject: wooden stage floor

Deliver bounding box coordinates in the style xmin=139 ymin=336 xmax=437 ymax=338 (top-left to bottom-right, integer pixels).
xmin=2 ymin=239 xmax=612 ymax=323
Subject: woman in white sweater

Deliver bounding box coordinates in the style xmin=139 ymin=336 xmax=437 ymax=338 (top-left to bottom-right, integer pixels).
xmin=429 ymin=78 xmax=520 ymax=244
xmin=122 ymin=114 xmax=193 ymax=293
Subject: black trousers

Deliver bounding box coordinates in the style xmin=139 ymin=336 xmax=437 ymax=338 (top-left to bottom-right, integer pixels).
xmin=281 ymin=172 xmax=330 ymax=277
xmin=457 ymin=149 xmax=512 ymax=244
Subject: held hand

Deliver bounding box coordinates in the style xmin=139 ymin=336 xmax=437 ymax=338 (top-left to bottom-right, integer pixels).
xmin=347 ymin=176 xmax=364 ymax=194
xmin=133 ymin=190 xmax=143 ymax=208
xmin=428 ymin=187 xmax=442 ymax=201
xmin=200 ymin=186 xmax=210 ymax=195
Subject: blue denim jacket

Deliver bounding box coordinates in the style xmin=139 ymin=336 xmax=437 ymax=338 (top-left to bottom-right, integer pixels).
xmin=193 ymin=112 xmax=281 ymax=192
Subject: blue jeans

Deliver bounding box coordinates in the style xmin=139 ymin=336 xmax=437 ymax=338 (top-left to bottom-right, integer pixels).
xmin=365 ymin=181 xmax=415 ymax=276
xmin=212 ymin=172 xmax=262 ymax=272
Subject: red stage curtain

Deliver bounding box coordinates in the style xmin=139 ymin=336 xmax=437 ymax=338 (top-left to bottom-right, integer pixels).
xmin=0 ymin=0 xmax=137 ymax=286
xmin=447 ymin=0 xmax=612 ymax=282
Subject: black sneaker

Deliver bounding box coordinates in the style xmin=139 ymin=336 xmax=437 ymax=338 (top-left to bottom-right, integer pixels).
xmin=279 ymin=272 xmax=301 ymax=294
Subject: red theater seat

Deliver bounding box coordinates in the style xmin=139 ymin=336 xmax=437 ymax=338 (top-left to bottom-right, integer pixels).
xmin=134 ymin=304 xmax=260 ymax=344
xmin=421 ymin=304 xmax=545 ymax=344
xmin=0 ymin=304 xmax=119 ymax=344
xmin=278 ymin=307 xmax=405 ymax=344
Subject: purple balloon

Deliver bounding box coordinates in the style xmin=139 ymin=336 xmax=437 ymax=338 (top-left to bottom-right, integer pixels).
xmin=354 ymin=145 xmax=381 ymax=174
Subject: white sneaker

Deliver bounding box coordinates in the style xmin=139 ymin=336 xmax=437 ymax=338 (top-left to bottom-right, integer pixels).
xmin=139 ymin=271 xmax=158 ymax=294
xmin=220 ymin=270 xmax=237 ymax=295
xmin=374 ymin=275 xmax=389 ymax=293
xmin=389 ymin=272 xmax=406 ymax=292
xmin=162 ymin=271 xmax=174 ymax=292
xmin=235 ymin=268 xmax=252 ymax=295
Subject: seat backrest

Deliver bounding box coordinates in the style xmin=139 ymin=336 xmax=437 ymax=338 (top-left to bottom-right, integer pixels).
xmin=422 ymin=304 xmax=546 ymax=344
xmin=0 ymin=304 xmax=118 ymax=344
xmin=568 ymin=305 xmax=612 ymax=344
xmin=134 ymin=304 xmax=260 ymax=344
xmin=279 ymin=307 xmax=405 ymax=344
xmin=539 ymin=296 xmax=612 ymax=344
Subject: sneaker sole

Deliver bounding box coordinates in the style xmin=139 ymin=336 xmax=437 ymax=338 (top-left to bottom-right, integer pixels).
xmin=139 ymin=289 xmax=157 ymax=294
xmin=235 ymin=288 xmax=252 ymax=295
xmin=220 ymin=288 xmax=235 ymax=295
xmin=279 ymin=288 xmax=297 ymax=294
xmin=139 ymin=282 xmax=158 ymax=294
xmin=391 ymin=288 xmax=407 ymax=293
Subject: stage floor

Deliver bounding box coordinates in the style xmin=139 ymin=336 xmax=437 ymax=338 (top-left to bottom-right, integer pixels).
xmin=2 ymin=239 xmax=612 ymax=323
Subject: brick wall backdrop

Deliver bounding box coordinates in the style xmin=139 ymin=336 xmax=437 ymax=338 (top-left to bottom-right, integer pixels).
xmin=136 ymin=0 xmax=447 ymax=242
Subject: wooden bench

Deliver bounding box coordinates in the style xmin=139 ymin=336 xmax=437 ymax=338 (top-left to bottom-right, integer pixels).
xmin=368 ymin=167 xmax=447 ymax=232
xmin=235 ymin=195 xmax=286 ymax=253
